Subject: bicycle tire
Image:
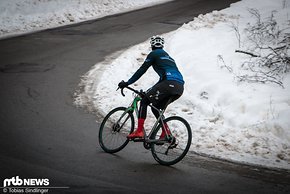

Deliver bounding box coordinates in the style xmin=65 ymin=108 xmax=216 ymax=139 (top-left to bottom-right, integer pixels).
xmin=150 ymin=116 xmax=192 ymax=166
xmin=99 ymin=107 xmax=134 ymax=153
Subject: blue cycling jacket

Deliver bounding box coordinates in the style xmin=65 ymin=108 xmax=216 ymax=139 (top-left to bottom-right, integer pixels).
xmin=127 ymin=48 xmax=184 ymax=85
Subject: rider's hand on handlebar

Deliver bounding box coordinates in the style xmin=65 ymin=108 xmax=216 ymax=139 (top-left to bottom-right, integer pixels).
xmin=118 ymin=81 xmax=128 ymax=89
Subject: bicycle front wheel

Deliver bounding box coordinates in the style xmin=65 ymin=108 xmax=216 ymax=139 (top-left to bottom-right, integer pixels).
xmin=150 ymin=116 xmax=192 ymax=166
xmin=99 ymin=107 xmax=134 ymax=153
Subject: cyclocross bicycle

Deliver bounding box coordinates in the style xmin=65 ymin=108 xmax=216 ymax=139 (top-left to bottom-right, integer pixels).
xmin=99 ymin=86 xmax=192 ymax=166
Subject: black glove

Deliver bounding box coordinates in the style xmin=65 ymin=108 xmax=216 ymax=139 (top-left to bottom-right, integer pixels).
xmin=118 ymin=81 xmax=128 ymax=89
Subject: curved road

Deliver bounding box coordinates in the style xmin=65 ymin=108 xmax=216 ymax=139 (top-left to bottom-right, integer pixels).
xmin=0 ymin=0 xmax=289 ymax=193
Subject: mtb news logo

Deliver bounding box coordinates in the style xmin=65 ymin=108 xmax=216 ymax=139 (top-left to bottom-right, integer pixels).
xmin=2 ymin=176 xmax=50 ymax=194
xmin=3 ymin=176 xmax=49 ymax=187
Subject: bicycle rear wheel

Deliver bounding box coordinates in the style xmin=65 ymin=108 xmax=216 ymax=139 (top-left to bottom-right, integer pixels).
xmin=99 ymin=107 xmax=134 ymax=153
xmin=150 ymin=116 xmax=192 ymax=166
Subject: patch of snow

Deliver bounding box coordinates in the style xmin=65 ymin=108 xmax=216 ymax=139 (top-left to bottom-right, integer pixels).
xmin=0 ymin=0 xmax=170 ymax=39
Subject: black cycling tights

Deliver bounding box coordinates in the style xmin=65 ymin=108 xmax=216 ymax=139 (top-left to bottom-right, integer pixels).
xmin=138 ymin=80 xmax=184 ymax=120
xmin=138 ymin=95 xmax=179 ymax=120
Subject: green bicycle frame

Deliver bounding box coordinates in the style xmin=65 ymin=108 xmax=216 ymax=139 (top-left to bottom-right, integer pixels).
xmin=114 ymin=95 xmax=141 ymax=131
xmin=127 ymin=95 xmax=142 ymax=117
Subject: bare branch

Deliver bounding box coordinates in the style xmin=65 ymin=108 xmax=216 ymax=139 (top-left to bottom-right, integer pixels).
xmin=235 ymin=50 xmax=260 ymax=57
xmin=217 ymin=55 xmax=233 ymax=73
xmin=229 ymin=21 xmax=241 ymax=48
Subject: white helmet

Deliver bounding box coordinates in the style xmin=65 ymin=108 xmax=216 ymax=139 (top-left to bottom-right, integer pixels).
xmin=150 ymin=35 xmax=164 ymax=48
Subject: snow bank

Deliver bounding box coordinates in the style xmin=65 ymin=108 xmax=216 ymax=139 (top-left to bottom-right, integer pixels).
xmin=76 ymin=0 xmax=290 ymax=170
xmin=0 ymin=0 xmax=170 ymax=39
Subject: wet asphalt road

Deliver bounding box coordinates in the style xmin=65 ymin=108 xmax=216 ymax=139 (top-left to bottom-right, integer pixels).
xmin=0 ymin=0 xmax=290 ymax=193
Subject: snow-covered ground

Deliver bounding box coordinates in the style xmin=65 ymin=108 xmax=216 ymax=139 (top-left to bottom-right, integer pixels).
xmin=76 ymin=0 xmax=290 ymax=170
xmin=0 ymin=0 xmax=170 ymax=39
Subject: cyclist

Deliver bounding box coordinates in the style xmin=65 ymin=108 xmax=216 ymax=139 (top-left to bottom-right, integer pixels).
xmin=118 ymin=35 xmax=184 ymax=139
